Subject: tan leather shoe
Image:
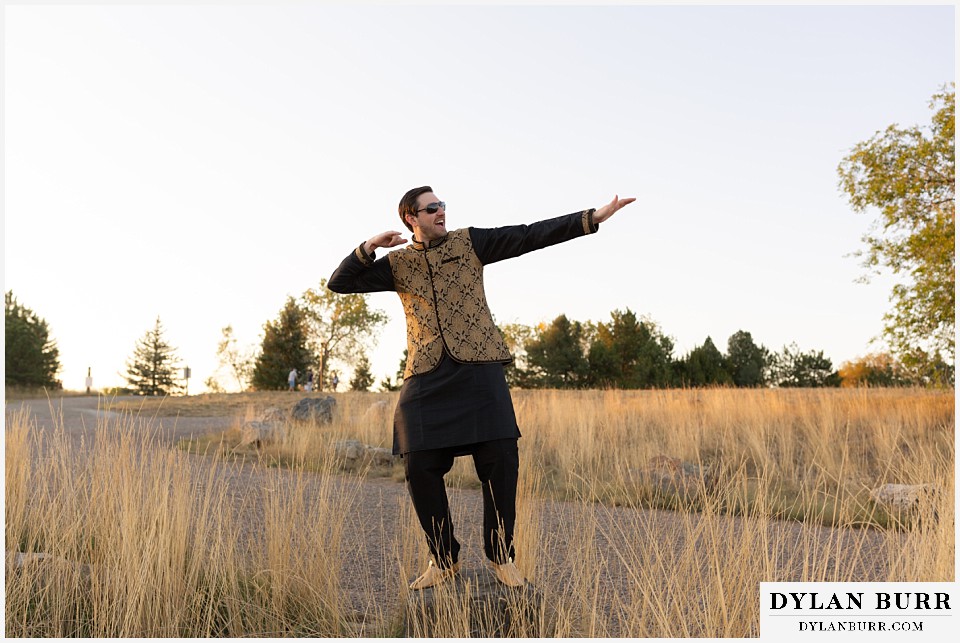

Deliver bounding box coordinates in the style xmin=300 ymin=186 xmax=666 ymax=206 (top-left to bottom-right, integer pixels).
xmin=489 ymin=558 xmax=525 ymax=588
xmin=409 ymin=560 xmax=460 ymax=591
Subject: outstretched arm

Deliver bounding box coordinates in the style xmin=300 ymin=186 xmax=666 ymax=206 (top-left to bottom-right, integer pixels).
xmin=363 ymin=230 xmax=408 ymax=256
xmin=471 ymin=194 xmax=636 ymax=265
xmin=328 ymin=230 xmax=406 ymax=294
xmin=593 ymin=195 xmax=636 ymax=224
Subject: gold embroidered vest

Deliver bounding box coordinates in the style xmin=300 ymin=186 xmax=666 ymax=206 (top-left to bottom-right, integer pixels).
xmin=388 ymin=228 xmax=511 ymax=378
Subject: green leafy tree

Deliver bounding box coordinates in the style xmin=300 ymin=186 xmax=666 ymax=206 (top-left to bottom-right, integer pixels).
xmin=125 ymin=317 xmax=182 ymax=396
xmin=524 ymin=315 xmax=590 ymax=388
xmin=303 ymin=278 xmax=388 ymax=390
xmin=212 ymin=324 xmax=254 ymax=392
xmin=588 ymin=309 xmax=674 ymax=388
xmin=5 ymin=291 xmax=61 ymax=389
xmin=838 ymin=352 xmax=912 ymax=388
xmin=251 ymin=297 xmax=313 ymax=390
xmin=350 ymin=352 xmax=376 ymax=391
xmin=678 ymin=336 xmax=731 ymax=387
xmin=838 ymin=85 xmax=955 ymax=384
xmin=769 ymin=343 xmax=840 ymax=388
xmin=726 ymin=330 xmax=769 ymax=387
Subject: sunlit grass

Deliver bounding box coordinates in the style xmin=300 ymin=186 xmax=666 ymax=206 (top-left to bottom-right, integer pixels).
xmin=6 ymin=387 xmax=953 ymax=637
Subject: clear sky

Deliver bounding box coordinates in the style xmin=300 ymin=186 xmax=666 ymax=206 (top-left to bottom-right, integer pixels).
xmin=3 ymin=3 xmax=955 ymax=392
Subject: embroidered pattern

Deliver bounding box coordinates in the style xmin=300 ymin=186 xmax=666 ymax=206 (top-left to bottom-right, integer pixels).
xmin=389 ymin=229 xmax=512 ymax=378
xmin=355 ymin=243 xmax=375 ymax=266
xmin=582 ymin=210 xmax=595 ymax=235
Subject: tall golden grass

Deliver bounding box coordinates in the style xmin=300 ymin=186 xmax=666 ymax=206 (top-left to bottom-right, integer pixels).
xmin=6 ymin=388 xmax=954 ymax=637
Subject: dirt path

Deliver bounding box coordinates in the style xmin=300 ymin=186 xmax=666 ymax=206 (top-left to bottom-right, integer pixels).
xmin=6 ymin=395 xmax=899 ymax=636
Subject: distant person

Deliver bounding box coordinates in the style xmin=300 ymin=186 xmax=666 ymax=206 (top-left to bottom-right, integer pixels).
xmin=329 ymin=186 xmax=634 ymax=590
xmin=331 ymin=373 xmax=339 ymax=391
xmin=288 ymin=368 xmax=298 ymax=391
xmin=305 ymin=369 xmax=314 ymax=392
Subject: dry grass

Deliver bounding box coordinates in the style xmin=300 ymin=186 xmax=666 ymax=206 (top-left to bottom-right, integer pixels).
xmin=5 ymin=388 xmax=954 ymax=637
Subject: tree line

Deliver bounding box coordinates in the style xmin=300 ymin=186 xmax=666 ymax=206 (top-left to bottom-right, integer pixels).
xmin=6 ymin=86 xmax=954 ymax=393
xmin=500 ymin=310 xmax=839 ymax=389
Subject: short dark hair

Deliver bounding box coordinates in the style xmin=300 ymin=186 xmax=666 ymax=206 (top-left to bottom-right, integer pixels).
xmin=399 ymin=185 xmax=433 ymax=232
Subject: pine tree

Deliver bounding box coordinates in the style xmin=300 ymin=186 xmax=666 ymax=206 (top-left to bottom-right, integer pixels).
xmin=125 ymin=317 xmax=181 ymax=396
xmin=252 ymin=297 xmax=313 ymax=391
xmin=5 ymin=290 xmax=61 ymax=389
xmin=349 ymin=352 xmax=376 ymax=391
xmin=679 ymin=336 xmax=732 ymax=387
xmin=726 ymin=330 xmax=769 ymax=387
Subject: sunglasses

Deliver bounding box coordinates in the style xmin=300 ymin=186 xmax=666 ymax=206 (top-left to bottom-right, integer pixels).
xmin=416 ymin=201 xmax=446 ymax=215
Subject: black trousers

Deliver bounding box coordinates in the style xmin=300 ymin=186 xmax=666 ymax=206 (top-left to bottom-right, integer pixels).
xmin=403 ymin=438 xmax=519 ymax=569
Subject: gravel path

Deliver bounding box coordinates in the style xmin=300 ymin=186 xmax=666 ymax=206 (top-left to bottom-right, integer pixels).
xmin=7 ymin=395 xmax=899 ymax=636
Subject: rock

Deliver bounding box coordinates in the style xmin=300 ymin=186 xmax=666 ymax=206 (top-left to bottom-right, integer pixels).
xmin=6 ymin=551 xmax=93 ymax=591
xmin=291 ymin=396 xmax=336 ymax=425
xmin=402 ymin=566 xmax=549 ymax=637
xmin=362 ymin=400 xmax=390 ymax=419
xmin=870 ymin=483 xmax=938 ymax=513
xmin=334 ymin=439 xmax=365 ymax=467
xmin=260 ymin=406 xmax=288 ymax=423
xmin=366 ymin=446 xmax=396 ymax=467
xmin=333 ymin=440 xmax=396 ymax=469
xmin=629 ymin=455 xmax=716 ymax=498
xmin=238 ymin=420 xmax=285 ymax=448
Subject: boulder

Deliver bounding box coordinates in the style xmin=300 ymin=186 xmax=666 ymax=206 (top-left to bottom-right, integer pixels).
xmin=260 ymin=406 xmax=288 ymax=423
xmin=6 ymin=551 xmax=93 ymax=592
xmin=402 ymin=566 xmax=549 ymax=637
xmin=870 ymin=483 xmax=938 ymax=513
xmin=366 ymin=446 xmax=396 ymax=467
xmin=334 ymin=439 xmax=366 ymax=467
xmin=362 ymin=400 xmax=391 ymax=420
xmin=238 ymin=420 xmax=285 ymax=448
xmin=629 ymin=455 xmax=716 ymax=498
xmin=291 ymin=396 xmax=337 ymax=425
xmin=332 ymin=440 xmax=396 ymax=469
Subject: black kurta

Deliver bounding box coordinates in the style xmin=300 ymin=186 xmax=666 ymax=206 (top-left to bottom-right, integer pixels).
xmin=328 ymin=210 xmax=598 ymax=455
xmin=393 ymin=352 xmax=519 ymax=455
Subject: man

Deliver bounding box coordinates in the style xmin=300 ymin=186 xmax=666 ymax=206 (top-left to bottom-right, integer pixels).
xmin=288 ymin=368 xmax=297 ymax=391
xmin=328 ymin=186 xmax=634 ymax=590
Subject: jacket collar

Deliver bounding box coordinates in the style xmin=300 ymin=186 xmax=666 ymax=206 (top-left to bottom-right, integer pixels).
xmin=410 ymin=233 xmax=449 ymax=251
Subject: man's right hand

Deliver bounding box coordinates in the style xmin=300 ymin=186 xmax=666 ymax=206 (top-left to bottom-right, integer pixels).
xmin=364 ymin=231 xmax=408 ymax=255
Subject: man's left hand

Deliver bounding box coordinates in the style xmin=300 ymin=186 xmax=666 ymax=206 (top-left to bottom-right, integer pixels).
xmin=593 ymin=195 xmax=636 ymax=224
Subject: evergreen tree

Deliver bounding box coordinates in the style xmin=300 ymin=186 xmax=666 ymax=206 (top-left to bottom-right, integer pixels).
xmin=5 ymin=290 xmax=61 ymax=389
xmin=350 ymin=352 xmax=376 ymax=391
xmin=252 ymin=297 xmax=313 ymax=391
xmin=588 ymin=309 xmax=674 ymax=388
xmin=524 ymin=315 xmax=590 ymax=388
xmin=679 ymin=336 xmax=731 ymax=387
xmin=770 ymin=343 xmax=840 ymax=388
xmin=726 ymin=330 xmax=769 ymax=387
xmin=125 ymin=317 xmax=181 ymax=396
xmin=379 ymin=349 xmax=408 ymax=392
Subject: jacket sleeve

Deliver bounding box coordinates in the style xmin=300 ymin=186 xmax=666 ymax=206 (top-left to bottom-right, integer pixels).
xmin=327 ymin=243 xmax=396 ymax=294
xmin=468 ymin=209 xmax=598 ymax=266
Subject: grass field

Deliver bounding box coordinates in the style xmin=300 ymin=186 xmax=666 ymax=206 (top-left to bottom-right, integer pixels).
xmin=5 ymin=388 xmax=954 ymax=636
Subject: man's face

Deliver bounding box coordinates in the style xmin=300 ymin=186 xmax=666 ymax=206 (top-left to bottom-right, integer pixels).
xmin=410 ymin=192 xmax=447 ymax=241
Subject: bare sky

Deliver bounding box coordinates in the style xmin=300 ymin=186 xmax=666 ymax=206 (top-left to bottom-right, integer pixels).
xmin=4 ymin=3 xmax=955 ymax=391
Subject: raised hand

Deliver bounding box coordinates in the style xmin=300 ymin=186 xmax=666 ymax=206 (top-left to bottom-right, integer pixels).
xmin=364 ymin=230 xmax=408 ymax=255
xmin=593 ymin=195 xmax=637 ymax=224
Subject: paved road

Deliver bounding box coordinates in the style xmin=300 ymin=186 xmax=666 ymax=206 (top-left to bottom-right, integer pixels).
xmin=5 ymin=394 xmax=232 ymax=448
